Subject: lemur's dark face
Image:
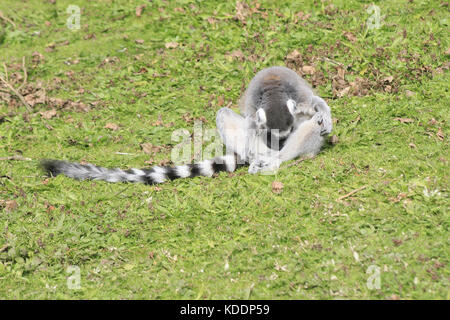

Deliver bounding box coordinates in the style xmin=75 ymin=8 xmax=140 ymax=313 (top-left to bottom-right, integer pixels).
xmin=251 ymin=99 xmax=301 ymax=150
xmin=254 ymin=99 xmax=298 ymax=141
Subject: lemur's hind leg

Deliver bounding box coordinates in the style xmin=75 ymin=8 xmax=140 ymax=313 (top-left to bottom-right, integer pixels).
xmin=278 ymin=112 xmax=327 ymax=161
xmin=216 ymin=107 xmax=248 ymax=161
xmin=248 ymin=112 xmax=327 ymax=173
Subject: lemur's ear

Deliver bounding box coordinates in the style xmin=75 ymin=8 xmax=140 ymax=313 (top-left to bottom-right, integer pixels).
xmin=287 ymin=99 xmax=299 ymax=116
xmin=255 ymin=108 xmax=267 ymax=126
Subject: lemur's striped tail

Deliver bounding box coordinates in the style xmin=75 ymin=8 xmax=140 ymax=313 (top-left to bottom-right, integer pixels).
xmin=41 ymin=154 xmax=244 ymax=185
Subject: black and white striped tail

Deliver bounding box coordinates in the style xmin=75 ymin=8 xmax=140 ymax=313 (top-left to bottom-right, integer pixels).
xmin=40 ymin=154 xmax=244 ymax=185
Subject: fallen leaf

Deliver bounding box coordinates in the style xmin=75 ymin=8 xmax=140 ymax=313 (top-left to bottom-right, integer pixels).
xmin=135 ymin=39 xmax=145 ymax=44
xmin=390 ymin=192 xmax=407 ymax=203
xmin=99 ymin=56 xmax=119 ymax=66
xmin=337 ymin=86 xmax=351 ymax=97
xmin=337 ymin=66 xmax=346 ymax=79
xmin=217 ymin=95 xmax=225 ymax=106
xmin=152 ymin=114 xmax=164 ymax=126
xmin=330 ymin=135 xmax=339 ymax=145
xmin=235 ymin=1 xmax=250 ymax=24
xmin=5 ymin=200 xmax=18 ymax=212
xmin=436 ymin=127 xmax=444 ymax=141
xmin=84 ymin=33 xmax=96 ymax=40
xmin=294 ymin=11 xmax=310 ymax=23
xmin=140 ymin=143 xmax=154 ymax=154
xmin=343 ymin=32 xmax=357 ymax=42
xmin=405 ymin=90 xmax=415 ymax=97
xmin=165 ymin=41 xmax=178 ymax=49
xmin=428 ymin=118 xmax=437 ymax=125
xmin=46 ymin=204 xmax=55 ymax=213
xmin=70 ymin=101 xmax=90 ymax=112
xmin=182 ymin=113 xmax=193 ymax=123
xmin=158 ymin=159 xmax=171 ymax=166
xmin=286 ymin=49 xmax=302 ymax=64
xmin=302 ymin=65 xmax=315 ymax=75
xmin=394 ymin=117 xmax=414 ymax=123
xmin=25 ymin=90 xmax=46 ymax=107
xmin=104 ymin=123 xmax=119 ymax=130
xmin=40 ymin=109 xmax=57 ymax=119
xmin=32 ymin=51 xmax=44 ymax=64
xmin=230 ymin=49 xmax=245 ymax=61
xmin=271 ymin=181 xmax=283 ymax=194
xmin=48 ymin=97 xmax=65 ymax=108
xmin=352 ymin=115 xmax=361 ymax=123
xmin=135 ymin=4 xmax=146 ymax=17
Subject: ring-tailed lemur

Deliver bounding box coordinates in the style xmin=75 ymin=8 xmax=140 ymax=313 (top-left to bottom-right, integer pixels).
xmin=41 ymin=66 xmax=332 ymax=184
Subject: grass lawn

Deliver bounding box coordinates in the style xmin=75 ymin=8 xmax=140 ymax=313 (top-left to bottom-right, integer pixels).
xmin=0 ymin=0 xmax=448 ymax=299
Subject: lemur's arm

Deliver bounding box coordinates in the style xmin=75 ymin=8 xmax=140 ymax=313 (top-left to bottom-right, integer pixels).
xmin=216 ymin=107 xmax=272 ymax=164
xmin=216 ymin=107 xmax=250 ymax=161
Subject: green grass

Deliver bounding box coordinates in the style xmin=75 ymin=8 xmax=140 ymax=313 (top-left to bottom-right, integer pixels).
xmin=0 ymin=0 xmax=448 ymax=299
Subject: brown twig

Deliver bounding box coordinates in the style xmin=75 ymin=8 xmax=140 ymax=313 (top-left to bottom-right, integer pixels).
xmin=0 ymin=10 xmax=16 ymax=29
xmin=286 ymin=155 xmax=315 ymax=167
xmin=0 ymin=76 xmax=31 ymax=111
xmin=0 ymin=243 xmax=10 ymax=253
xmin=3 ymin=62 xmax=9 ymax=82
xmin=0 ymin=155 xmax=32 ymax=161
xmin=320 ymin=57 xmax=344 ymax=67
xmin=18 ymin=56 xmax=27 ymax=90
xmin=0 ymin=60 xmax=31 ymax=111
xmin=337 ymin=185 xmax=367 ymax=202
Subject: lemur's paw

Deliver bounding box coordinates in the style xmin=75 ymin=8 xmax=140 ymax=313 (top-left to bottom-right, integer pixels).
xmin=321 ymin=115 xmax=332 ymax=136
xmin=248 ymin=157 xmax=281 ymax=174
xmin=313 ymin=112 xmax=324 ymax=125
xmin=313 ymin=112 xmax=332 ymax=136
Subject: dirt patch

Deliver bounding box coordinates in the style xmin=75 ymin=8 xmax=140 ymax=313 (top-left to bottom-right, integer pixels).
xmin=285 ymin=40 xmax=442 ymax=98
xmin=0 ymin=55 xmax=93 ymax=116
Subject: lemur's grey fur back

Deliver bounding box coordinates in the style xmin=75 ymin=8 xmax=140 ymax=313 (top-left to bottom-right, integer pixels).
xmin=41 ymin=154 xmax=242 ymax=185
xmin=241 ymin=66 xmax=313 ymax=116
xmin=238 ymin=66 xmax=317 ymax=145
